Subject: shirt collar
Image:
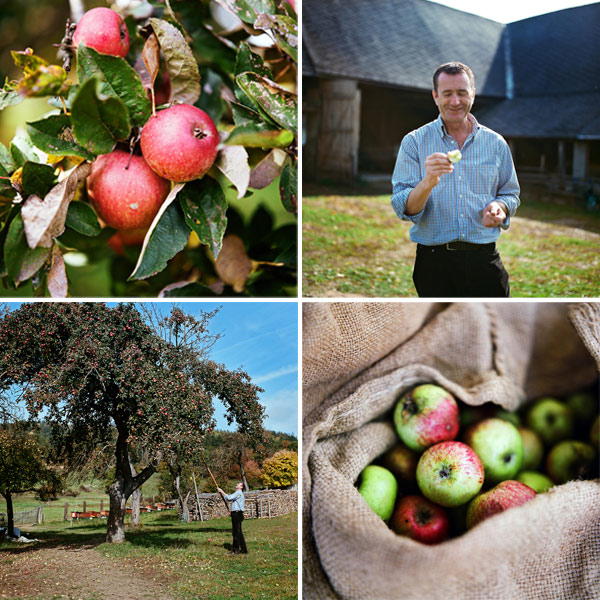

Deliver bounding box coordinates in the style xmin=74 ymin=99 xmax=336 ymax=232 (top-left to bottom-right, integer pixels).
xmin=436 ymin=113 xmax=480 ymax=139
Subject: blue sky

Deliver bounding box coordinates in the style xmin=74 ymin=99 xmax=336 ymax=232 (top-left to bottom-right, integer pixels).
xmin=3 ymin=301 xmax=299 ymax=437
xmin=426 ymin=0 xmax=598 ymax=22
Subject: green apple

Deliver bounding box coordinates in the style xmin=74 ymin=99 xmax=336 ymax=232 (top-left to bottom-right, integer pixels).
xmin=357 ymin=465 xmax=397 ymax=521
xmin=466 ymin=480 xmax=536 ymax=529
xmin=494 ymin=408 xmax=521 ymax=427
xmin=416 ymin=441 xmax=484 ymax=507
xmin=516 ymin=471 xmax=554 ymax=493
xmin=525 ymin=397 xmax=574 ymax=446
xmin=566 ymin=391 xmax=597 ymax=422
xmin=546 ymin=440 xmax=596 ymax=484
xmin=518 ymin=426 xmax=544 ymax=471
xmin=464 ymin=418 xmax=523 ymax=483
xmin=591 ymin=415 xmax=600 ymax=447
xmin=394 ymin=384 xmax=459 ymax=452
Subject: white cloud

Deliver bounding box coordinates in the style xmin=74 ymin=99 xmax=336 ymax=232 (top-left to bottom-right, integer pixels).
xmin=253 ymin=364 xmax=298 ymax=385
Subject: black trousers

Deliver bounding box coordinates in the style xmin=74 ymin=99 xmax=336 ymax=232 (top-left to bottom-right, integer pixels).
xmin=413 ymin=242 xmax=510 ymax=298
xmin=231 ymin=510 xmax=247 ymax=553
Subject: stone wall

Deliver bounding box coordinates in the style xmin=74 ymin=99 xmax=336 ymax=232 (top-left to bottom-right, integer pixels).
xmin=183 ymin=489 xmax=298 ymax=521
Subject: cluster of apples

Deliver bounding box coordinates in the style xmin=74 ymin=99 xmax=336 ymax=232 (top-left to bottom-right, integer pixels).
xmin=73 ymin=8 xmax=219 ymax=246
xmin=357 ymin=383 xmax=599 ymax=544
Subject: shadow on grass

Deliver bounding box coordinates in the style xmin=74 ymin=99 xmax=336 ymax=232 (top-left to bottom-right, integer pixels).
xmin=0 ymin=518 xmax=233 ymax=555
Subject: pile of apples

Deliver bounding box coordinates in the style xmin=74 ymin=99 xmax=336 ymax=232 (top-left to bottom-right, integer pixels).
xmin=357 ymin=383 xmax=599 ymax=544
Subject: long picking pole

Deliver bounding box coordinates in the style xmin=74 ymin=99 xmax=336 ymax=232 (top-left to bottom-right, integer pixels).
xmin=201 ymin=453 xmax=230 ymax=513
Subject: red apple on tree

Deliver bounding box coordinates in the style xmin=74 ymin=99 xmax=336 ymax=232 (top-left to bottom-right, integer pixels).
xmin=390 ymin=495 xmax=449 ymax=544
xmin=394 ymin=384 xmax=459 ymax=452
xmin=140 ymin=104 xmax=219 ymax=182
xmin=73 ymin=7 xmax=130 ymax=58
xmin=466 ymin=480 xmax=536 ymax=529
xmin=87 ymin=150 xmax=171 ymax=231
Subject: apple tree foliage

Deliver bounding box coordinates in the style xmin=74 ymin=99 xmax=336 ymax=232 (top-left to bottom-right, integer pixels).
xmin=0 ymin=425 xmax=58 ymax=537
xmin=0 ymin=0 xmax=297 ymax=297
xmin=0 ymin=302 xmax=265 ymax=542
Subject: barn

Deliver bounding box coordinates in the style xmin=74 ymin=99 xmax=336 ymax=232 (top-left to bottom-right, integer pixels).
xmin=302 ymin=0 xmax=600 ymax=194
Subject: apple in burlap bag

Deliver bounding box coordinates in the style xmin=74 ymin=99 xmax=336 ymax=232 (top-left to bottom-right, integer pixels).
xmin=303 ymin=302 xmax=600 ymax=600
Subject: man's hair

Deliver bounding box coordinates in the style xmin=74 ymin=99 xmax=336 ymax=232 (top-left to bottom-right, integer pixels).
xmin=433 ymin=62 xmax=475 ymax=92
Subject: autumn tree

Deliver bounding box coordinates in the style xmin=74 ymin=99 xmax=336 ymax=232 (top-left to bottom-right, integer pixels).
xmin=0 ymin=302 xmax=265 ymax=542
xmin=0 ymin=425 xmax=57 ymax=537
xmin=261 ymin=449 xmax=298 ymax=489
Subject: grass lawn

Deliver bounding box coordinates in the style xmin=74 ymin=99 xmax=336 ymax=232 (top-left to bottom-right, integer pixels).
xmin=1 ymin=492 xmax=297 ymax=600
xmin=302 ymin=186 xmax=600 ymax=297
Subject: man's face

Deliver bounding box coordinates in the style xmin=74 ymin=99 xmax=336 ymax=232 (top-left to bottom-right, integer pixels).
xmin=236 ymin=482 xmax=243 ymax=491
xmin=432 ymin=72 xmax=475 ymax=126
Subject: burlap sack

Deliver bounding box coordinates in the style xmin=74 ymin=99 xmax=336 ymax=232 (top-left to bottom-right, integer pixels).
xmin=303 ymin=302 xmax=600 ymax=600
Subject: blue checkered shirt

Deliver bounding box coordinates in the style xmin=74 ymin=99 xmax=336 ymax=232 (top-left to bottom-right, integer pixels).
xmin=225 ymin=489 xmax=245 ymax=512
xmin=391 ymin=115 xmax=520 ymax=245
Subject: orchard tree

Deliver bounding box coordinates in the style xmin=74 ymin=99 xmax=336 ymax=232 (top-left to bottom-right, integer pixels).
xmin=0 ymin=425 xmax=57 ymax=537
xmin=0 ymin=302 xmax=265 ymax=542
xmin=0 ymin=0 xmax=297 ymax=297
xmin=261 ymin=449 xmax=297 ymax=488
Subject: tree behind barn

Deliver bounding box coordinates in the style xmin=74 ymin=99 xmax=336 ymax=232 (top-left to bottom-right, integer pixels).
xmin=0 ymin=303 xmax=265 ymax=543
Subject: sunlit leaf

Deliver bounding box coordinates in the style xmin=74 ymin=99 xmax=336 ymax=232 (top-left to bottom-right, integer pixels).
xmin=216 ymin=145 xmax=250 ymax=199
xmin=214 ymin=234 xmax=252 ymax=292
xmin=254 ymin=14 xmax=298 ymax=62
xmin=47 ymin=245 xmax=68 ymax=298
xmin=21 ymin=162 xmax=92 ymax=249
xmin=214 ymin=0 xmax=276 ymax=25
xmin=249 ymin=148 xmax=288 ymax=189
xmin=149 ymin=18 xmax=200 ymax=105
xmin=236 ymin=72 xmax=297 ymax=131
xmin=225 ymin=123 xmax=294 ymax=148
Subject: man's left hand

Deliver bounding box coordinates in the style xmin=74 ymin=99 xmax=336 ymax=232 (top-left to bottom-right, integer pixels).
xmin=482 ymin=201 xmax=507 ymax=227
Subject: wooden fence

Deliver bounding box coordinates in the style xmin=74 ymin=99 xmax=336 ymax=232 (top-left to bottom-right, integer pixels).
xmin=184 ymin=489 xmax=298 ymax=522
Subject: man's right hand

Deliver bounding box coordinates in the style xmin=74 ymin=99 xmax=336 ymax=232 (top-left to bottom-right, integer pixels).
xmin=424 ymin=153 xmax=454 ymax=187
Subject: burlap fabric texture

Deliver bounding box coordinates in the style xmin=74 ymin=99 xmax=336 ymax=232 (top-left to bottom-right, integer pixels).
xmin=303 ymin=302 xmax=600 ymax=600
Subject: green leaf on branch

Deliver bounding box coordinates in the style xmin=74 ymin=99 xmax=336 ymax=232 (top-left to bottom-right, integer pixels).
xmin=178 ymin=178 xmax=227 ymax=258
xmin=226 ymin=122 xmax=294 ymax=148
xmin=214 ymin=0 xmax=276 ymax=25
xmin=149 ymin=18 xmax=200 ymax=105
xmin=71 ymin=76 xmax=131 ymax=155
xmin=129 ymin=184 xmax=190 ymax=280
xmin=236 ymin=72 xmax=297 ymax=131
xmin=10 ymin=133 xmax=42 ymax=168
xmin=235 ymin=42 xmax=271 ymax=78
xmin=0 ymin=87 xmax=23 ymax=111
xmin=65 ymin=201 xmax=101 ymax=237
xmin=21 ymin=162 xmax=57 ymax=198
xmin=4 ymin=212 xmax=51 ymax=285
xmin=279 ymin=162 xmax=297 ymax=214
xmin=77 ymin=45 xmax=151 ymax=128
xmin=26 ymin=114 xmax=95 ymax=161
xmin=0 ymin=141 xmax=16 ymax=175
xmin=11 ymin=49 xmax=47 ymax=75
xmin=254 ymin=14 xmax=298 ymax=62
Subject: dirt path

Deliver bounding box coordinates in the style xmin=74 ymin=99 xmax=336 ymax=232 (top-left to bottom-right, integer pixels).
xmin=0 ymin=539 xmax=176 ymax=600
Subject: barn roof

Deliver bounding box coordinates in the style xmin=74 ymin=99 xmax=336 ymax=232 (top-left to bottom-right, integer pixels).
xmin=302 ymin=0 xmax=507 ymax=96
xmin=303 ymin=0 xmax=600 ymax=138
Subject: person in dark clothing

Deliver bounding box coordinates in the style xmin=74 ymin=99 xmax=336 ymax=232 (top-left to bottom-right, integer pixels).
xmin=217 ymin=482 xmax=247 ymax=554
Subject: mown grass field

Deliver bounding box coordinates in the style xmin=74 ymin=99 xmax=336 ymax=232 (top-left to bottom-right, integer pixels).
xmin=302 ymin=185 xmax=600 ymax=298
xmin=1 ymin=490 xmax=297 ymax=600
